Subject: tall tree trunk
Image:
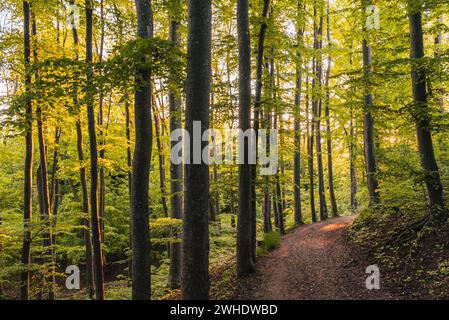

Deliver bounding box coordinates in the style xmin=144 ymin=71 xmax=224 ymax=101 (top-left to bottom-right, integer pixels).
xmin=19 ymin=2 xmax=32 ymax=300
xmin=85 ymin=0 xmax=104 ymax=300
xmin=313 ymin=3 xmax=328 ymax=220
xmin=131 ymin=0 xmax=153 ymax=300
xmin=98 ymin=0 xmax=106 ymax=241
xmin=324 ymin=0 xmax=338 ymax=217
xmin=168 ymin=4 xmax=182 ymax=289
xmin=362 ymin=0 xmax=380 ymax=206
xmin=408 ymin=0 xmax=447 ymax=224
xmin=32 ymin=13 xmax=56 ymax=299
xmin=236 ymin=0 xmax=255 ymax=277
xmin=294 ymin=0 xmax=304 ymax=225
xmin=182 ymin=0 xmax=212 ymax=300
xmin=69 ymin=0 xmax=94 ymax=297
xmin=253 ymin=0 xmax=270 ymax=251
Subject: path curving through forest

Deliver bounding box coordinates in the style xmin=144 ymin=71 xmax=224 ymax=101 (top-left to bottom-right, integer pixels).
xmin=237 ymin=216 xmax=397 ymax=300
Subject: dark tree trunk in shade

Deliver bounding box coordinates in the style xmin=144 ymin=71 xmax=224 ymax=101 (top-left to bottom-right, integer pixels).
xmin=252 ymin=0 xmax=270 ymax=253
xmin=168 ymin=6 xmax=182 ymax=289
xmin=131 ymin=0 xmax=153 ymax=300
xmin=85 ymin=0 xmax=105 ymax=300
xmin=236 ymin=0 xmax=255 ymax=277
xmin=294 ymin=1 xmax=304 ymax=225
xmin=182 ymin=0 xmax=212 ymax=300
xmin=20 ymin=2 xmax=33 ymax=300
xmin=362 ymin=0 xmax=380 ymax=206
xmin=313 ymin=6 xmax=328 ymax=221
xmin=324 ymin=1 xmax=338 ymax=217
xmin=407 ymin=0 xmax=447 ymax=224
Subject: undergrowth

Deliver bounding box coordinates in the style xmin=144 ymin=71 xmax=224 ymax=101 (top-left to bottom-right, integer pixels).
xmin=349 ymin=204 xmax=449 ymax=299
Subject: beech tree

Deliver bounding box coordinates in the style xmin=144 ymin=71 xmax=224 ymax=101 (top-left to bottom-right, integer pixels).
xmin=236 ymin=0 xmax=255 ymax=277
xmin=85 ymin=0 xmax=104 ymax=300
xmin=181 ymin=0 xmax=212 ymax=300
xmin=131 ymin=0 xmax=153 ymax=300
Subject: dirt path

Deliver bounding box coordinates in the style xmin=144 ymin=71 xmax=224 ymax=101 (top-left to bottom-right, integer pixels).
xmin=237 ymin=215 xmax=397 ymax=300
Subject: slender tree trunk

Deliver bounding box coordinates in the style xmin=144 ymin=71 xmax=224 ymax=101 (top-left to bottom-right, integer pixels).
xmin=131 ymin=0 xmax=153 ymax=300
xmin=98 ymin=0 xmax=106 ymax=239
xmin=168 ymin=5 xmax=182 ymax=289
xmin=51 ymin=178 xmax=60 ymax=243
xmin=349 ymin=105 xmax=358 ymax=213
xmin=182 ymin=0 xmax=212 ymax=300
xmin=49 ymin=128 xmax=61 ymax=206
xmin=313 ymin=5 xmax=328 ymax=221
xmin=362 ymin=0 xmax=380 ymax=206
xmin=272 ymin=193 xmax=278 ymax=228
xmin=253 ymin=0 xmax=270 ymax=249
xmin=236 ymin=0 xmax=255 ymax=277
xmin=20 ymin=2 xmax=34 ymax=299
xmin=275 ymin=169 xmax=285 ymax=234
xmin=85 ymin=0 xmax=104 ymax=300
xmin=294 ymin=0 xmax=304 ymax=225
xmin=69 ymin=1 xmax=94 ymax=297
xmin=152 ymin=101 xmax=169 ymax=217
xmin=408 ymin=0 xmax=447 ymax=224
xmin=124 ymin=100 xmax=133 ymax=280
xmin=306 ymin=75 xmax=317 ymax=222
xmin=325 ymin=1 xmax=338 ymax=217
xmin=32 ymin=13 xmax=56 ymax=299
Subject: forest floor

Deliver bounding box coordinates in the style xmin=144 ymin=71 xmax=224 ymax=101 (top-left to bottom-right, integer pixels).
xmin=235 ymin=216 xmax=398 ymax=300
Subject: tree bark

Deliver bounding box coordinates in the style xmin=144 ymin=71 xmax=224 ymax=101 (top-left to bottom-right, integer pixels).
xmin=131 ymin=0 xmax=153 ymax=300
xmin=324 ymin=0 xmax=338 ymax=217
xmin=408 ymin=0 xmax=447 ymax=224
xmin=313 ymin=3 xmax=328 ymax=220
xmin=294 ymin=0 xmax=304 ymax=225
xmin=253 ymin=0 xmax=270 ymax=252
xmin=168 ymin=4 xmax=182 ymax=289
xmin=182 ymin=0 xmax=212 ymax=299
xmin=362 ymin=0 xmax=380 ymax=206
xmin=85 ymin=0 xmax=104 ymax=300
xmin=236 ymin=0 xmax=255 ymax=277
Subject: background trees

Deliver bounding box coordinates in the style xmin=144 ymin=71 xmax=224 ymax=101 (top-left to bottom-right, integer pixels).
xmin=0 ymin=0 xmax=448 ymax=300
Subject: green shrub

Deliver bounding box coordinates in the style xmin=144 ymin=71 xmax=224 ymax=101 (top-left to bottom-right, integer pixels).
xmin=263 ymin=231 xmax=281 ymax=251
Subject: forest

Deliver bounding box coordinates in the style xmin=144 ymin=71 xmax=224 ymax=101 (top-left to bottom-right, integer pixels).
xmin=1 ymin=0 xmax=449 ymax=301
